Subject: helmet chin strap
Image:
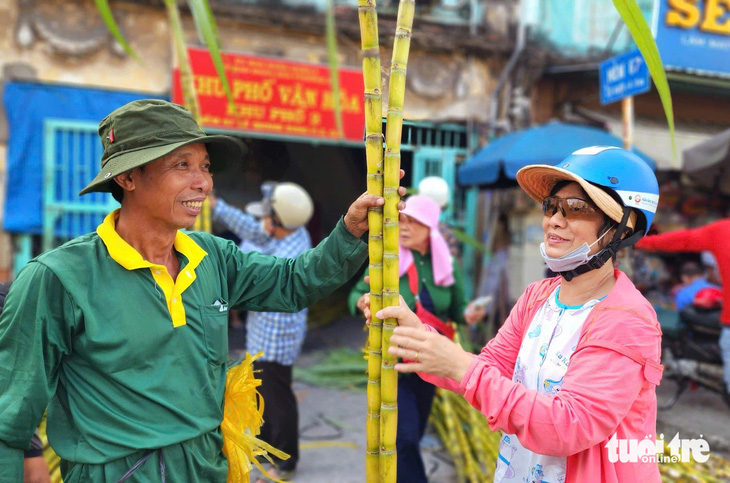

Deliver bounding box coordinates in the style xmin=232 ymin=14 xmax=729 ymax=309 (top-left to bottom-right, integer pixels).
xmin=559 ymin=209 xmax=645 ymax=282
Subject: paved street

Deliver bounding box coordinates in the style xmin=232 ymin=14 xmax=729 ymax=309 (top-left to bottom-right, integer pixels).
xmin=282 ymin=315 xmax=459 ymax=483
xmin=230 ymin=315 xmax=460 ymax=482
xmin=656 ymin=378 xmax=730 ymax=460
xmin=231 ymin=315 xmax=730 ymax=481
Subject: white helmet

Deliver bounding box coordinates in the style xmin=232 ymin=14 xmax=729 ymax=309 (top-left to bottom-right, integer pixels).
xmin=270 ymin=182 xmax=314 ymax=229
xmin=418 ymin=176 xmax=450 ymax=209
xmin=246 ymin=182 xmax=314 ymax=229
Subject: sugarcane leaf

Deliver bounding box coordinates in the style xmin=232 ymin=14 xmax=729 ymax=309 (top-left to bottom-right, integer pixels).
xmin=612 ymin=0 xmax=676 ymax=159
xmin=93 ymin=0 xmax=142 ymax=63
xmin=293 ymin=348 xmax=368 ymax=389
xmin=450 ymin=227 xmax=488 ymax=254
xmin=185 ymin=0 xmax=235 ymax=108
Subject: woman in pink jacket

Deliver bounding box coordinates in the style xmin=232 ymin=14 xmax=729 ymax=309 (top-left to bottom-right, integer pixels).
xmin=378 ymin=147 xmax=664 ymax=482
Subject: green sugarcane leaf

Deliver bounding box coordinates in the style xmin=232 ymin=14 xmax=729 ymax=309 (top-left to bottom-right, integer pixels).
xmin=186 ymin=0 xmax=235 ymax=108
xmin=326 ymin=0 xmax=344 ymax=139
xmin=612 ymin=0 xmax=676 ymax=160
xmin=450 ymin=227 xmax=488 ymax=254
xmin=165 ymin=0 xmax=200 ymax=119
xmin=94 ymin=0 xmax=142 ymax=63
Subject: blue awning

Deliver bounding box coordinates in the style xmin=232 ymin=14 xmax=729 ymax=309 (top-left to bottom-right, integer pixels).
xmin=458 ymin=121 xmax=656 ymax=187
xmin=2 ymin=82 xmax=162 ymax=234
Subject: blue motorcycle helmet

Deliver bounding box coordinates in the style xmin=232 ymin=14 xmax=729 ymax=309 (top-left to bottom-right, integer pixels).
xmin=516 ymin=146 xmax=659 ymax=280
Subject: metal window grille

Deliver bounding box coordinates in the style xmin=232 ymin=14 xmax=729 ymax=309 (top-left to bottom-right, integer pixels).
xmin=43 ymin=119 xmax=119 ymax=251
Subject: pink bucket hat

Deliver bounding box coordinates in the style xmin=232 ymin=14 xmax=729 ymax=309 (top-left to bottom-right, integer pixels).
xmin=398 ymin=195 xmax=454 ymax=286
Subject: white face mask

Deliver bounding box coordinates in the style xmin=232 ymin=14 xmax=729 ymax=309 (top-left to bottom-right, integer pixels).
xmin=260 ymin=219 xmax=269 ymax=235
xmin=540 ymin=229 xmax=611 ymax=273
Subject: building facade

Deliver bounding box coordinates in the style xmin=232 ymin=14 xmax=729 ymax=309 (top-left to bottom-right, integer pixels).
xmin=503 ymin=0 xmax=730 ymax=294
xmin=1 ymin=0 xmax=522 ymax=294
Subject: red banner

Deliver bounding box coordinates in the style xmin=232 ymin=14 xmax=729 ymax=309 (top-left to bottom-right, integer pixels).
xmin=172 ymin=48 xmax=365 ymax=142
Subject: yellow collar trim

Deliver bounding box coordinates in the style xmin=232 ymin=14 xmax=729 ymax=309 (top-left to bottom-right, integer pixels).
xmin=97 ymin=210 xmax=208 ymax=327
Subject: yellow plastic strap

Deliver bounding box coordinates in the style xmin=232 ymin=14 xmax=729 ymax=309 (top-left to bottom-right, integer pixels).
xmin=222 ymin=352 xmax=290 ymax=483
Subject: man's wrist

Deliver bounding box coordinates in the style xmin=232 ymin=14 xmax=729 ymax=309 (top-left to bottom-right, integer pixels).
xmin=344 ymin=217 xmax=363 ymax=238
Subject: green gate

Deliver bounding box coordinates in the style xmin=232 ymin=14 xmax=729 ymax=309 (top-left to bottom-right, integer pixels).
xmin=42 ymin=119 xmax=119 ymax=251
xmin=42 ymin=119 xmax=119 ymax=252
xmin=402 ymin=121 xmax=479 ymax=298
xmin=6 ymin=118 xmax=123 ymax=273
xmin=15 ymin=119 xmax=117 ymax=275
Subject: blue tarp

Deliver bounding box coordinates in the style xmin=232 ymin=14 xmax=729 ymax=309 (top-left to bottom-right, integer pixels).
xmin=457 ymin=121 xmax=657 ymax=187
xmin=3 ymin=82 xmax=162 ymax=234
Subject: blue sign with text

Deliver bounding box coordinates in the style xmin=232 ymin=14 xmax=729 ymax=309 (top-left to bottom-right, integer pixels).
xmin=599 ymin=48 xmax=651 ymax=105
xmin=654 ymin=0 xmax=730 ymax=77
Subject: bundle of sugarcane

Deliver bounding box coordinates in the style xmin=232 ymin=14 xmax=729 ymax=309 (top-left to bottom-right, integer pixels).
xmin=659 ymin=451 xmax=730 ymax=482
xmin=358 ymin=0 xmax=415 ymax=481
xmin=429 ymin=388 xmax=500 ymax=482
xmin=38 ymin=415 xmax=62 ymax=483
xmin=426 ymin=327 xmax=499 ymax=482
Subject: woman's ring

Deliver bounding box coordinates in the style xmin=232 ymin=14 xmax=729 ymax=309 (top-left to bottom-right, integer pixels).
xmin=413 ymin=351 xmax=419 ymax=361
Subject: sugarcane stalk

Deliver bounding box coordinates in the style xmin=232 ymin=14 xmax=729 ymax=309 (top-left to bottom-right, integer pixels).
xmin=452 ymin=408 xmax=478 ymax=482
xmin=467 ymin=400 xmax=493 ymax=476
xmin=357 ymin=1 xmax=384 ymax=480
xmin=380 ymin=1 xmax=415 ymax=482
xmin=437 ymin=389 xmax=466 ymax=478
xmin=165 ymin=0 xmax=211 ymax=232
xmin=431 ymin=386 xmax=502 ymax=482
xmin=326 ymin=0 xmax=344 ymax=139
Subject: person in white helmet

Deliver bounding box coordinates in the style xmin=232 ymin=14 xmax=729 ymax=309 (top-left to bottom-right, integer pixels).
xmin=418 ymin=176 xmax=461 ymax=258
xmin=209 ymin=182 xmax=314 ymax=481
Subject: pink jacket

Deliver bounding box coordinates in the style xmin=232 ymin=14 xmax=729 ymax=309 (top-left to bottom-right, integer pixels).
xmin=421 ymin=270 xmax=664 ymax=482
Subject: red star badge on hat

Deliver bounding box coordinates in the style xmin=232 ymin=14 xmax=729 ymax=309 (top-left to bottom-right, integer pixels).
xmin=107 ymin=129 xmax=115 ymax=143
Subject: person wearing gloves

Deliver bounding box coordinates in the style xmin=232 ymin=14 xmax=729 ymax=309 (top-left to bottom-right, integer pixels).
xmin=208 ymin=182 xmax=314 ymax=481
xmin=372 ymin=147 xmax=664 ymax=482
xmin=349 ymin=194 xmax=484 ymax=483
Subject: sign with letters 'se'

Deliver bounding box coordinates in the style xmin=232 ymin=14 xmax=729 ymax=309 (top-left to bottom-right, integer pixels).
xmin=654 ymin=0 xmax=730 ymax=77
xmin=599 ymin=48 xmax=651 ymax=105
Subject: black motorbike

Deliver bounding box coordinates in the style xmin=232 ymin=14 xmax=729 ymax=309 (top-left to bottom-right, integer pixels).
xmin=659 ymin=300 xmax=728 ymax=410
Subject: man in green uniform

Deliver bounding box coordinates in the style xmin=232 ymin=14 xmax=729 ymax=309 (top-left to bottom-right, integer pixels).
xmin=0 ymin=99 xmax=398 ymax=482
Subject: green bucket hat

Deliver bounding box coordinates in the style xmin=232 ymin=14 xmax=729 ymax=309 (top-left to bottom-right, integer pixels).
xmin=80 ymin=99 xmax=247 ymax=195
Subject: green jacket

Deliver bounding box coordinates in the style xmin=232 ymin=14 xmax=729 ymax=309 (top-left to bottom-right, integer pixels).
xmin=348 ymin=249 xmax=467 ymax=325
xmin=0 ymin=213 xmax=367 ymax=482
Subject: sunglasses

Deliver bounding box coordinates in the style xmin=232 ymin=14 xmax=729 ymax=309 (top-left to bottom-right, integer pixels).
xmin=542 ymin=197 xmax=599 ymax=219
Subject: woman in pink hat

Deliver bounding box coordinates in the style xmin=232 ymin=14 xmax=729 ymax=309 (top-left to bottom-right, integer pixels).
xmin=349 ymin=194 xmax=485 ymax=483
xmin=373 ymin=147 xmax=664 ymax=482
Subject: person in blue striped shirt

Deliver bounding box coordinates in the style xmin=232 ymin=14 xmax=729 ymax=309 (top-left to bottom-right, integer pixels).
xmin=209 ymin=182 xmax=313 ymax=481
